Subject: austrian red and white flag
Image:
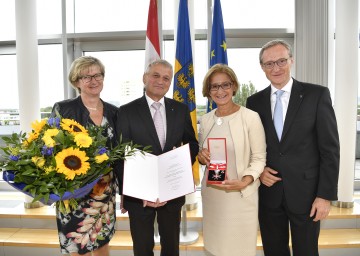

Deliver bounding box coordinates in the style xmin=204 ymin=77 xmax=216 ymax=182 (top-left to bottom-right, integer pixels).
xmin=145 ymin=0 xmax=161 ymax=70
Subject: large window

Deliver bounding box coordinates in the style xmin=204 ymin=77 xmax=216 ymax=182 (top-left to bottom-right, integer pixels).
xmin=82 ymin=44 xmax=269 ymax=109
xmin=0 ymin=0 xmax=15 ymax=40
xmin=84 ymin=50 xmax=145 ymax=107
xmin=37 ymin=0 xmax=62 ymax=35
xmin=38 ymin=44 xmax=64 ymax=109
xmin=221 ymin=0 xmax=295 ymax=29
xmin=0 ymin=55 xmax=18 ymax=109
xmin=8 ymin=1 xmax=360 ymax=191
xmin=0 ymin=45 xmax=63 ymax=110
xmin=0 ymin=0 xmax=295 ymax=110
xmin=0 ymin=0 xmax=62 ymax=40
xmin=0 ymin=0 xmax=295 ymax=163
xmin=2 ymin=1 xmax=359 ymax=191
xmin=70 ymin=0 xmax=149 ymax=33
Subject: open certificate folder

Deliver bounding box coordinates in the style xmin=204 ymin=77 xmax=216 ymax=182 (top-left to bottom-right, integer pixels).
xmin=123 ymin=143 xmax=195 ymax=203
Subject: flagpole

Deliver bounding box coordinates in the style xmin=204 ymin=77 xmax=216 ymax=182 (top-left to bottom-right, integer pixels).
xmin=158 ymin=0 xmax=163 ymax=57
xmin=185 ymin=0 xmax=198 ymax=213
xmin=207 ymin=0 xmax=212 ymax=65
xmin=173 ymin=0 xmax=199 ymax=245
xmin=206 ymin=0 xmax=228 ymax=112
xmin=145 ymin=0 xmax=162 ymax=244
xmin=205 ymin=0 xmax=213 ymax=112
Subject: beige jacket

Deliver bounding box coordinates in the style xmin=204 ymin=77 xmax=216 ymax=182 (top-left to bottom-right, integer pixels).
xmin=199 ymin=106 xmax=267 ymax=197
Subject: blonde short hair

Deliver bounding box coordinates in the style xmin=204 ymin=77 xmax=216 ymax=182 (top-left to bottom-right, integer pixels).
xmin=68 ymin=56 xmax=105 ymax=93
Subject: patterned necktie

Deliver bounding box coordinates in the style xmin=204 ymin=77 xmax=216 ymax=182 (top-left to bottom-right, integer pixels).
xmin=274 ymin=90 xmax=285 ymax=141
xmin=152 ymin=102 xmax=165 ymax=149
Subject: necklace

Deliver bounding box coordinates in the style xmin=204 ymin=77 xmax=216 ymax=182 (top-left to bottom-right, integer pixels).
xmin=84 ymin=105 xmax=97 ymax=111
xmin=215 ymin=104 xmax=239 ymax=125
xmin=84 ymin=102 xmax=102 ymax=111
xmin=216 ymin=117 xmax=223 ymax=126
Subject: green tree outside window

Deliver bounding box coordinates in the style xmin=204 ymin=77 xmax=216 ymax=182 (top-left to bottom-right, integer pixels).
xmin=233 ymin=81 xmax=257 ymax=106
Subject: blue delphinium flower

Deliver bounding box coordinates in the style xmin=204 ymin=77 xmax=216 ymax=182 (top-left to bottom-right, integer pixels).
xmin=98 ymin=147 xmax=107 ymax=155
xmin=9 ymin=155 xmax=20 ymax=161
xmin=48 ymin=117 xmax=60 ymax=128
xmin=41 ymin=146 xmax=54 ymax=156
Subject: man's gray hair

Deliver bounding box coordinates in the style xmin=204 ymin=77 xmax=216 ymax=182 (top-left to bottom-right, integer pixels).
xmin=145 ymin=59 xmax=173 ymax=74
xmin=259 ymin=39 xmax=293 ymax=64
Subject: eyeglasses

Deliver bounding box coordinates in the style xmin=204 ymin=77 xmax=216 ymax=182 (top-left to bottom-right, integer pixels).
xmin=262 ymin=58 xmax=289 ymax=69
xmin=80 ymin=73 xmax=104 ymax=83
xmin=210 ymin=81 xmax=233 ymax=92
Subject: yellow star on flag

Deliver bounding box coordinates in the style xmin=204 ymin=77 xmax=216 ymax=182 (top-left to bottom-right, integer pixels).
xmin=220 ymin=40 xmax=227 ymax=51
xmin=210 ymin=49 xmax=215 ymax=59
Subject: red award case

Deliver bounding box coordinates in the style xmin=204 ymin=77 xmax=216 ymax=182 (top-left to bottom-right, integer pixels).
xmin=207 ymin=138 xmax=227 ymax=184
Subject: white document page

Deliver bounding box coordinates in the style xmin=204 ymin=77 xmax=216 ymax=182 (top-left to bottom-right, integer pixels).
xmin=123 ymin=151 xmax=159 ymax=201
xmin=123 ymin=143 xmax=195 ymax=202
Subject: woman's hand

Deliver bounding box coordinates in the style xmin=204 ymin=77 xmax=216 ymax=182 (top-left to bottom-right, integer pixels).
xmin=197 ymin=148 xmax=210 ymax=166
xmin=120 ymin=195 xmax=127 ymax=214
xmin=213 ymin=175 xmax=254 ymax=191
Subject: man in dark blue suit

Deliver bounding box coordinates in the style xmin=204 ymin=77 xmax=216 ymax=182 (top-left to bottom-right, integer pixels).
xmin=116 ymin=59 xmax=198 ymax=256
xmin=246 ymin=40 xmax=340 ymax=256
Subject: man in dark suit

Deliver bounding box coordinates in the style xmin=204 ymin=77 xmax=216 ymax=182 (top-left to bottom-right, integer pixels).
xmin=246 ymin=39 xmax=340 ymax=256
xmin=116 ymin=59 xmax=198 ymax=256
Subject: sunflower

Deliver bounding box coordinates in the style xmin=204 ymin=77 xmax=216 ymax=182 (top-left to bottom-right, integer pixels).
xmin=44 ymin=166 xmax=55 ymax=174
xmin=31 ymin=156 xmax=45 ymax=168
xmin=24 ymin=131 xmax=39 ymax=146
xmin=95 ymin=153 xmax=109 ymax=164
xmin=55 ymin=147 xmax=90 ymax=180
xmin=31 ymin=119 xmax=47 ymax=134
xmin=61 ymin=119 xmax=88 ymax=135
xmin=42 ymin=136 xmax=56 ymax=147
xmin=42 ymin=128 xmax=60 ymax=147
xmin=74 ymin=133 xmax=92 ymax=148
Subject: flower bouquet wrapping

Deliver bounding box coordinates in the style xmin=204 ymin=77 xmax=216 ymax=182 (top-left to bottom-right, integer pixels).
xmin=0 ymin=116 xmax=148 ymax=214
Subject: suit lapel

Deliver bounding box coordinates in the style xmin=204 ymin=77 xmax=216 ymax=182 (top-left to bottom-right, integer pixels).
xmin=137 ymin=96 xmax=162 ymax=150
xmin=282 ymin=80 xmax=304 ymax=141
xmin=261 ymin=86 xmax=279 ymax=141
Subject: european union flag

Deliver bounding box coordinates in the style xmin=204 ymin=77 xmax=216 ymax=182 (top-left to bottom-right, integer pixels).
xmin=173 ymin=0 xmax=199 ymax=185
xmin=207 ymin=0 xmax=228 ymax=112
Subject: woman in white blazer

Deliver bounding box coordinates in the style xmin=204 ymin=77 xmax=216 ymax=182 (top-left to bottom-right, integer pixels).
xmin=197 ymin=64 xmax=266 ymax=256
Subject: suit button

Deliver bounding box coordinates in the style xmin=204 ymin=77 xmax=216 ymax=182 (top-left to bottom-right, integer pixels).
xmin=279 ymin=153 xmax=283 ymax=156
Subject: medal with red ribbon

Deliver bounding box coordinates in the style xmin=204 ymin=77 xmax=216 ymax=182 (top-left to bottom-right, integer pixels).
xmin=208 ymin=162 xmax=227 ymax=171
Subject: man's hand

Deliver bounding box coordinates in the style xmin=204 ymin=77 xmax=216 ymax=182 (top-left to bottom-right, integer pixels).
xmin=310 ymin=197 xmax=331 ymax=222
xmin=143 ymin=198 xmax=167 ymax=208
xmin=260 ymin=167 xmax=282 ymax=187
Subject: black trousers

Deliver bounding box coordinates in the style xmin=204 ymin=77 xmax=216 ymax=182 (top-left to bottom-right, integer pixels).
xmin=127 ymin=200 xmax=182 ymax=256
xmin=259 ymin=195 xmax=320 ymax=256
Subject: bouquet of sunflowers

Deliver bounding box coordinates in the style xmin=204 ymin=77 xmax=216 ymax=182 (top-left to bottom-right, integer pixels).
xmin=0 ymin=116 xmax=147 ymax=214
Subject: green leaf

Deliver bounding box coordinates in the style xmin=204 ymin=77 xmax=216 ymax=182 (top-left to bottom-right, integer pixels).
xmin=39 ymin=186 xmax=49 ymax=193
xmin=21 ymin=169 xmax=37 ymax=176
